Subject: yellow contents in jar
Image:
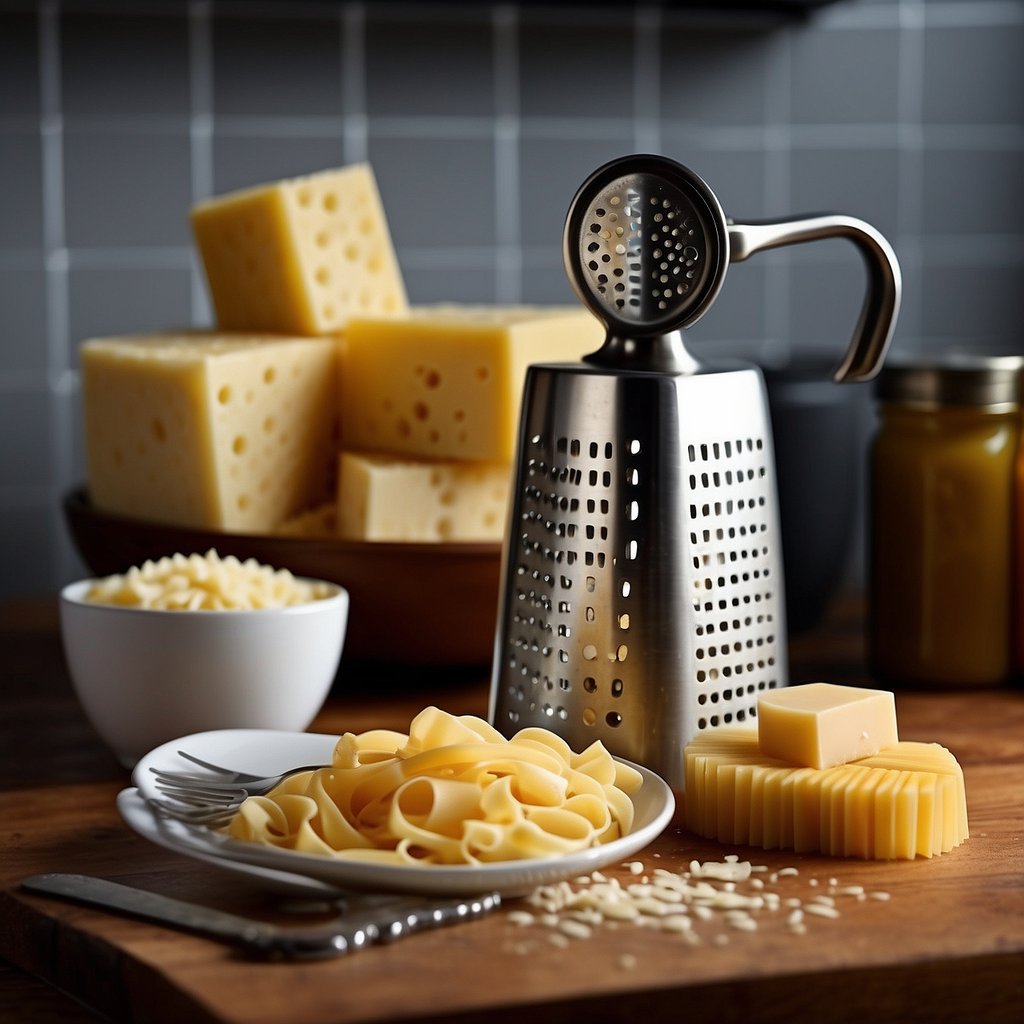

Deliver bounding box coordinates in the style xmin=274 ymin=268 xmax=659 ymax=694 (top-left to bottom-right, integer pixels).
xmin=1016 ymin=431 xmax=1024 ymax=676
xmin=870 ymin=405 xmax=1017 ymax=687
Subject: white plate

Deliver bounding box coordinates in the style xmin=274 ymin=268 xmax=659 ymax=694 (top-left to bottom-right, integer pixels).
xmin=122 ymin=728 xmax=675 ymax=898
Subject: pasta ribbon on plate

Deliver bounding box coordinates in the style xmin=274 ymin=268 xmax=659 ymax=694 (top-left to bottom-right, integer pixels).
xmin=228 ymin=706 xmax=644 ymax=865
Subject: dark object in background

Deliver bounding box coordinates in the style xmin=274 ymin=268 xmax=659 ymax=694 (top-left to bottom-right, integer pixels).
xmin=765 ymin=359 xmax=867 ymax=634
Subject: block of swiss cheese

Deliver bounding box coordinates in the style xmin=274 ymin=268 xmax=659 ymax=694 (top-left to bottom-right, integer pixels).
xmin=338 ymin=305 xmax=603 ymax=462
xmin=190 ymin=164 xmax=407 ymax=335
xmin=81 ymin=332 xmax=338 ymax=534
xmin=337 ymin=451 xmax=511 ymax=542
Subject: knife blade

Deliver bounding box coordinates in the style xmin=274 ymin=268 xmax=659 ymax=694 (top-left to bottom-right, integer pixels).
xmin=21 ymin=873 xmax=499 ymax=960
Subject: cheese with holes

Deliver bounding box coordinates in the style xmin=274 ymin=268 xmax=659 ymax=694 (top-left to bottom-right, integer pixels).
xmin=757 ymin=683 xmax=899 ymax=769
xmin=338 ymin=306 xmax=603 ymax=461
xmin=82 ymin=332 xmax=338 ymax=533
xmin=337 ymin=452 xmax=510 ymax=541
xmin=684 ymin=727 xmax=968 ymax=860
xmin=190 ymin=164 xmax=407 ymax=335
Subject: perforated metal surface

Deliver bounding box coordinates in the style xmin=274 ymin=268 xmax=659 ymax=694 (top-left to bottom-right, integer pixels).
xmin=490 ymin=367 xmax=786 ymax=787
xmin=684 ymin=433 xmax=782 ymax=733
xmin=576 ymin=176 xmax=710 ymax=323
xmin=564 ymin=157 xmax=728 ymax=337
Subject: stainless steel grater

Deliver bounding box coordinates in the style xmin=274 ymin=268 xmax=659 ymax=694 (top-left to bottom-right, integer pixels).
xmin=488 ymin=154 xmax=901 ymax=787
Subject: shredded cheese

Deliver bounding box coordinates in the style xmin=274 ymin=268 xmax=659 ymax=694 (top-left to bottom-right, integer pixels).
xmin=84 ymin=549 xmax=333 ymax=610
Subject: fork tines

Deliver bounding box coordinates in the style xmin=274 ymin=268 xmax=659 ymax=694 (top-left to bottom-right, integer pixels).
xmin=147 ymin=794 xmax=242 ymax=829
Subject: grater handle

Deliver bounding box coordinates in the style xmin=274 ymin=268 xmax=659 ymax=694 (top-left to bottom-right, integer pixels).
xmin=728 ymin=214 xmax=901 ymax=383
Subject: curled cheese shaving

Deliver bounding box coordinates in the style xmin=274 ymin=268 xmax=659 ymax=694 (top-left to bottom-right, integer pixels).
xmin=228 ymin=707 xmax=644 ymax=866
xmin=84 ymin=549 xmax=333 ymax=610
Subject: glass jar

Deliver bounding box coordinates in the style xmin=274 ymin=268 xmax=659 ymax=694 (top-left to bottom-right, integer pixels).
xmin=869 ymin=355 xmax=1022 ymax=688
xmin=1016 ymin=432 xmax=1024 ymax=679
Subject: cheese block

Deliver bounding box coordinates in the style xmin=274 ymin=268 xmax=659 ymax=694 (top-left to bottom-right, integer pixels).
xmin=337 ymin=452 xmax=510 ymax=542
xmin=757 ymin=682 xmax=899 ymax=769
xmin=190 ymin=164 xmax=407 ymax=335
xmin=337 ymin=306 xmax=603 ymax=461
xmin=82 ymin=332 xmax=338 ymax=533
xmin=276 ymin=501 xmax=337 ymax=539
xmin=684 ymin=727 xmax=968 ymax=860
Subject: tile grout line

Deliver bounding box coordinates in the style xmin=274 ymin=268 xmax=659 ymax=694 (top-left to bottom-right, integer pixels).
xmin=36 ymin=113 xmax=1023 ymax=149
xmin=38 ymin=0 xmax=75 ymax=584
xmin=633 ymin=4 xmax=662 ymax=155
xmin=895 ymin=0 xmax=926 ymax=351
xmin=341 ymin=2 xmax=368 ymax=163
xmin=761 ymin=23 xmax=792 ymax=368
xmin=188 ymin=0 xmax=213 ymax=325
xmin=493 ymin=3 xmax=520 ymax=304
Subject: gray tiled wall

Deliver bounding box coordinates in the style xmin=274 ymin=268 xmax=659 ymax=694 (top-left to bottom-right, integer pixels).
xmin=1 ymin=0 xmax=1022 ymax=598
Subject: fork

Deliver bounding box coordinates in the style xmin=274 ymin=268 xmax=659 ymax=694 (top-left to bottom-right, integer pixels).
xmin=147 ymin=751 xmax=325 ymax=829
xmin=152 ymin=749 xmax=324 ymax=791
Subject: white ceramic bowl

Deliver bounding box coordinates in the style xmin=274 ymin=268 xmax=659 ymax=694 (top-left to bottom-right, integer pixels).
xmin=59 ymin=578 xmax=349 ymax=767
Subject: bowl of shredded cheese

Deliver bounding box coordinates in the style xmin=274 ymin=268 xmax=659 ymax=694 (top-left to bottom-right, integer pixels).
xmin=63 ymin=488 xmax=500 ymax=666
xmin=60 ymin=550 xmax=348 ymax=767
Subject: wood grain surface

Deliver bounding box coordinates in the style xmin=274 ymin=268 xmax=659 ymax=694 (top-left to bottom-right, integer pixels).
xmin=1 ymin=595 xmax=1022 ymax=1024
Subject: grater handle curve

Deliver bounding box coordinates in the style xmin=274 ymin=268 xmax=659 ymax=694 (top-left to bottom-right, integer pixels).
xmin=728 ymin=214 xmax=902 ymax=383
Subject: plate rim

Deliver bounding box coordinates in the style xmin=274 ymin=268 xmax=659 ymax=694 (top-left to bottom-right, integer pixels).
xmin=127 ymin=727 xmax=676 ymax=897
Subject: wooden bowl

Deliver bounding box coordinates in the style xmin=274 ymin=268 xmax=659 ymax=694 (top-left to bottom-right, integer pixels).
xmin=62 ymin=489 xmax=503 ymax=666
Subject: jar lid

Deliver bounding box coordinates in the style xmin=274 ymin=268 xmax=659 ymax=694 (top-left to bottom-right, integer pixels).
xmin=875 ymin=353 xmax=1023 ymax=410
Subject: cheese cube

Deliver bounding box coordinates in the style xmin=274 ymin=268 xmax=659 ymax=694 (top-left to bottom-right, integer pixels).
xmin=190 ymin=164 xmax=407 ymax=335
xmin=82 ymin=332 xmax=338 ymax=533
xmin=337 ymin=452 xmax=510 ymax=542
xmin=338 ymin=306 xmax=603 ymax=461
xmin=757 ymin=682 xmax=899 ymax=770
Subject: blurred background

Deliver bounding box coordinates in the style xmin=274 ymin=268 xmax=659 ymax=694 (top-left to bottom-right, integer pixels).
xmin=1 ymin=0 xmax=1022 ymax=603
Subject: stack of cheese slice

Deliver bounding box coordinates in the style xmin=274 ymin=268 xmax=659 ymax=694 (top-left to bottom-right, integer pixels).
xmin=684 ymin=683 xmax=969 ymax=860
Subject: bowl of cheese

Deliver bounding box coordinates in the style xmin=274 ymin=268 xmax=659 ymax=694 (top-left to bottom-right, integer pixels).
xmin=60 ymin=551 xmax=349 ymax=767
xmin=63 ymin=488 xmax=501 ymax=666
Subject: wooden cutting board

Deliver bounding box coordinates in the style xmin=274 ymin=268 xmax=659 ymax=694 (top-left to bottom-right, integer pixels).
xmin=1 ymin=597 xmax=1022 ymax=1023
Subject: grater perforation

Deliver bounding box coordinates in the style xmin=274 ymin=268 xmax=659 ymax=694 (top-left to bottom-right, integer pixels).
xmin=490 ymin=155 xmax=901 ymax=787
xmin=503 ymin=422 xmax=643 ymax=734
xmin=684 ymin=427 xmax=781 ymax=734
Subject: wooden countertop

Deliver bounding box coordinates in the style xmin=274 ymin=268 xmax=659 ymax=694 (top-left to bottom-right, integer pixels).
xmin=1 ymin=594 xmax=1022 ymax=1023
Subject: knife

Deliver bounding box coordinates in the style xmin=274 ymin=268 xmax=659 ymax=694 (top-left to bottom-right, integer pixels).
xmin=21 ymin=873 xmax=499 ymax=961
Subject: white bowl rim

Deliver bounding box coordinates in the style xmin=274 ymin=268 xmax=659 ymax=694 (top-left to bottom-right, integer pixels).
xmin=60 ymin=577 xmax=349 ymax=617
